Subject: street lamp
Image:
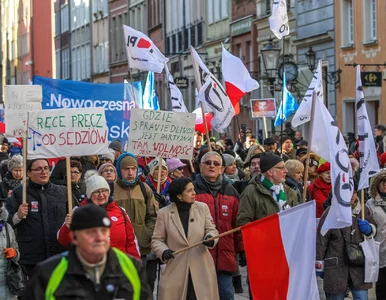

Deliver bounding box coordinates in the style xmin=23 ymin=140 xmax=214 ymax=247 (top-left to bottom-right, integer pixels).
xmin=305 ymin=46 xmax=342 ymax=87
xmin=261 ymin=38 xmax=281 ymax=81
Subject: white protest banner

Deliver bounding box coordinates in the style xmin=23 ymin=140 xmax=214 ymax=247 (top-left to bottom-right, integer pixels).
xmin=27 ymin=107 xmax=108 ymax=159
xmin=5 ymin=85 xmax=42 ymax=137
xmin=127 ymin=108 xmax=196 ymax=159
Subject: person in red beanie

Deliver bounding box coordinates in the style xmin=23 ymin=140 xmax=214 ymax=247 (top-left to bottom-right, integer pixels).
xmin=308 ymin=162 xmax=331 ymax=218
xmin=380 ymin=152 xmax=386 ymax=168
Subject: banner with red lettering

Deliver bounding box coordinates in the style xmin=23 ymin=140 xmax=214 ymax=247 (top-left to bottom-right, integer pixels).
xmin=27 ymin=107 xmax=108 ymax=159
xmin=127 ymin=108 xmax=196 ymax=159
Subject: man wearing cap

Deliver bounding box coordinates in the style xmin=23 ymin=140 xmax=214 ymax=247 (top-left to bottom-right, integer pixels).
xmin=278 ymin=134 xmax=296 ymax=160
xmin=194 ymin=151 xmax=243 ymax=299
xmin=24 ymin=205 xmax=151 ymax=300
xmin=6 ymin=158 xmax=78 ymax=277
xmin=263 ymin=137 xmax=277 ymax=153
xmin=237 ymin=152 xmax=298 ymax=227
xmin=112 ymin=153 xmax=158 ymax=290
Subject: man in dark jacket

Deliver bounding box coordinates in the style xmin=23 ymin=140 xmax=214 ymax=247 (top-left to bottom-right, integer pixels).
xmin=375 ymin=124 xmax=386 ymax=156
xmin=6 ymin=158 xmax=78 ymax=277
xmin=23 ymin=205 xmax=151 ymax=300
xmin=194 ymin=151 xmax=243 ymax=300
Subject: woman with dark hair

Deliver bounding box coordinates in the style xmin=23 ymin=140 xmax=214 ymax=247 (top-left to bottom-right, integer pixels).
xmin=152 ymin=177 xmax=219 ymax=300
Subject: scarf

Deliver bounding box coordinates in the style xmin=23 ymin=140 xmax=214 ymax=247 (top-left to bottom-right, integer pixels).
xmin=225 ymin=169 xmax=240 ymax=183
xmin=261 ymin=175 xmax=287 ymax=209
xmin=200 ymin=174 xmax=223 ymax=198
xmin=3 ymin=172 xmax=22 ymax=190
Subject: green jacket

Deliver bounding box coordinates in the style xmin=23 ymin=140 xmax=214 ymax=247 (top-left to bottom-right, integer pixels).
xmin=236 ymin=175 xmax=298 ymax=227
xmin=113 ymin=180 xmax=157 ymax=255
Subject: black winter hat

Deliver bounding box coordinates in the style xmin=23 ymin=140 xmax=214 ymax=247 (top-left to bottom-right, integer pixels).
xmin=70 ymin=204 xmax=111 ymax=231
xmin=26 ymin=159 xmax=49 ymax=172
xmin=108 ymin=140 xmax=123 ymax=153
xmin=259 ymin=152 xmax=283 ymax=173
xmin=263 ymin=138 xmax=276 ymax=145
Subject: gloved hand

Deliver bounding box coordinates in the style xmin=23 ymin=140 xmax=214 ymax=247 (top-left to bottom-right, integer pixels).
xmin=358 ymin=219 xmax=372 ymax=235
xmin=239 ymin=252 xmax=247 ymax=267
xmin=3 ymin=247 xmax=17 ymax=259
xmin=161 ymin=249 xmax=174 ymax=261
xmin=202 ymin=235 xmax=214 ymax=247
xmin=154 ymin=193 xmax=167 ymax=206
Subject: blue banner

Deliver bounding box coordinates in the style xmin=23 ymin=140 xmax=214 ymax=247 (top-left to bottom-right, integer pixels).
xmin=33 ymin=76 xmax=143 ymax=143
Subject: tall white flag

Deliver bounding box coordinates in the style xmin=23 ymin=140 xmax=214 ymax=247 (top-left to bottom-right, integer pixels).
xmin=356 ymin=66 xmax=380 ymax=189
xmin=164 ymin=64 xmax=188 ymax=112
xmin=190 ymin=47 xmax=234 ymax=133
xmin=309 ymin=91 xmax=353 ymax=235
xmin=123 ymin=25 xmax=168 ymax=73
xmin=268 ymin=0 xmax=290 ymax=39
xmin=291 ymin=60 xmax=323 ymax=127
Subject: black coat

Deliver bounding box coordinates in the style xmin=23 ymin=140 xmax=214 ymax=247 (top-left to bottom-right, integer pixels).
xmin=6 ymin=181 xmax=78 ymax=265
xmin=23 ymin=246 xmax=151 ymax=300
xmin=0 ymin=171 xmax=21 ymax=200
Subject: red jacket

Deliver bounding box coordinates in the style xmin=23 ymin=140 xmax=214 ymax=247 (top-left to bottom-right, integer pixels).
xmin=194 ymin=174 xmax=243 ymax=273
xmin=308 ymin=177 xmax=331 ymax=218
xmin=57 ymin=198 xmax=140 ymax=259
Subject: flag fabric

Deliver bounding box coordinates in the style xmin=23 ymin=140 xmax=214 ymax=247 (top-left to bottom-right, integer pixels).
xmin=308 ymin=91 xmax=353 ymax=235
xmin=123 ymin=25 xmax=168 ymax=73
xmin=164 ymin=63 xmax=188 ymax=112
xmin=268 ymin=0 xmax=290 ymax=39
xmin=192 ymin=107 xmax=213 ymax=133
xmin=241 ymin=201 xmax=319 ymax=300
xmin=191 ymin=47 xmax=234 ymax=133
xmin=356 ymin=65 xmax=380 ymax=189
xmin=221 ymin=45 xmax=259 ymax=115
xmin=143 ymin=71 xmax=159 ymax=110
xmin=274 ymin=72 xmax=299 ymax=127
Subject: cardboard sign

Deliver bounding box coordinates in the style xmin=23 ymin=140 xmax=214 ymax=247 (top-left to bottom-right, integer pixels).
xmin=127 ymin=108 xmax=196 ymax=159
xmin=250 ymin=98 xmax=276 ymax=118
xmin=27 ymin=107 xmax=108 ymax=159
xmin=5 ymin=85 xmax=42 ymax=137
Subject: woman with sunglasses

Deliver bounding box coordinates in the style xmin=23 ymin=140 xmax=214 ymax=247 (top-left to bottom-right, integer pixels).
xmin=152 ymin=177 xmax=219 ymax=300
xmin=166 ymin=158 xmax=186 ymax=180
xmin=57 ymin=174 xmax=140 ymax=259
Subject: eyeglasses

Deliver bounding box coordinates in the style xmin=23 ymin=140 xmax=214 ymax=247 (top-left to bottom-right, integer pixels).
xmin=202 ymin=160 xmax=222 ymax=167
xmin=100 ymin=158 xmax=110 ymax=162
xmin=246 ymin=131 xmax=252 ymax=134
xmin=70 ymin=171 xmax=80 ymax=175
xmin=92 ymin=189 xmax=109 ymax=196
xmin=30 ymin=166 xmax=50 ymax=173
xmin=102 ymin=169 xmax=115 ymax=174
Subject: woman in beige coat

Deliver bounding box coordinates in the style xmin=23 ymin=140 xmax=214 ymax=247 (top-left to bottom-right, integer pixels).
xmin=152 ymin=177 xmax=219 ymax=300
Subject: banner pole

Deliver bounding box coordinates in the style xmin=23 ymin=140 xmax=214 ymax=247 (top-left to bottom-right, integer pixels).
xmin=361 ymin=189 xmax=365 ymax=220
xmin=156 ymin=157 xmax=162 ymax=194
xmin=22 ymin=135 xmax=27 ymax=206
xmin=263 ymin=116 xmax=268 ymax=139
xmin=173 ymin=226 xmax=241 ymax=256
xmin=66 ymin=157 xmax=73 ymax=214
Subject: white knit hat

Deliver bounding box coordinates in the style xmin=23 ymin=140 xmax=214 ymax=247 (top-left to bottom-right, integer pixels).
xmin=147 ymin=158 xmax=168 ymax=176
xmin=85 ymin=174 xmax=110 ymax=199
xmin=100 ymin=148 xmax=115 ymax=163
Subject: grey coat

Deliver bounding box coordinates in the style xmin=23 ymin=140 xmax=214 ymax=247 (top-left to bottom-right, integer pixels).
xmin=316 ymin=204 xmax=375 ymax=293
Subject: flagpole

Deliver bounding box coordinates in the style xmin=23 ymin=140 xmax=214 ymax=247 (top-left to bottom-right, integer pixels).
xmin=361 ymin=189 xmax=365 ymax=220
xmin=302 ymin=91 xmax=317 ymax=202
xmin=280 ymin=37 xmax=285 ymax=156
xmin=260 ymin=79 xmax=268 ymax=139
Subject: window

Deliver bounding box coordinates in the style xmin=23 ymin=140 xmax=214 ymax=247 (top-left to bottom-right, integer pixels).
xmin=62 ymin=48 xmax=70 ymax=79
xmin=61 ymin=5 xmax=69 ymax=33
xmin=214 ymin=0 xmax=220 ymax=22
xmin=22 ymin=34 xmax=29 ymax=56
xmin=221 ymin=0 xmax=228 ymax=19
xmin=190 ymin=25 xmax=196 ymax=47
xmin=341 ymin=0 xmax=354 ymax=46
xmin=56 ymin=50 xmax=61 ymax=78
xmin=363 ymin=0 xmax=377 ymax=42
xmin=111 ymin=16 xmax=117 ymax=63
xmin=178 ymin=31 xmax=183 ymax=52
xmin=184 ymin=27 xmax=189 ymax=51
xmin=55 ymin=11 xmax=61 ymax=36
xmin=207 ymin=0 xmax=213 ymax=24
xmin=266 ymin=0 xmax=271 ymax=15
xmin=197 ymin=22 xmax=203 ymax=46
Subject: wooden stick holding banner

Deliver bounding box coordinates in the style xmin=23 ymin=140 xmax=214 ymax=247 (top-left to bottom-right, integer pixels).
xmin=157 ymin=157 xmax=162 ymax=194
xmin=173 ymin=227 xmax=241 ymax=256
xmin=66 ymin=157 xmax=73 ymax=214
xmin=22 ymin=135 xmax=27 ymax=209
xmin=263 ymin=117 xmax=268 ymax=141
xmin=302 ymin=91 xmax=317 ymax=203
xmin=361 ymin=189 xmax=365 ymax=220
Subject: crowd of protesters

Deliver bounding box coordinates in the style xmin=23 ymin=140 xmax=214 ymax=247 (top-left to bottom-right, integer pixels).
xmin=0 ymin=121 xmax=383 ymax=299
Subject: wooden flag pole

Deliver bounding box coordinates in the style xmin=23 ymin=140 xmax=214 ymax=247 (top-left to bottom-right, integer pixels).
xmin=263 ymin=116 xmax=268 ymax=139
xmin=156 ymin=157 xmax=162 ymax=194
xmin=361 ymin=189 xmax=365 ymax=220
xmin=173 ymin=226 xmax=241 ymax=256
xmin=22 ymin=135 xmax=27 ymax=206
xmin=66 ymin=157 xmax=73 ymax=214
xmin=200 ymin=103 xmax=212 ymax=151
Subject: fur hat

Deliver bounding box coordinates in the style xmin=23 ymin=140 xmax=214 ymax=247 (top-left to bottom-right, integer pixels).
xmin=259 ymin=152 xmax=283 ymax=173
xmin=8 ymin=155 xmax=23 ymax=171
xmin=85 ymin=174 xmax=110 ymax=199
xmin=70 ymin=204 xmax=111 ymax=231
xmin=147 ymin=158 xmax=167 ymax=176
xmin=370 ymin=170 xmax=386 ymax=198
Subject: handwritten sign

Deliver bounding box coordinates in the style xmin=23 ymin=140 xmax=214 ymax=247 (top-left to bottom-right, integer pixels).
xmin=27 ymin=107 xmax=108 ymax=159
xmin=127 ymin=108 xmax=196 ymax=159
xmin=5 ymin=85 xmax=42 ymax=137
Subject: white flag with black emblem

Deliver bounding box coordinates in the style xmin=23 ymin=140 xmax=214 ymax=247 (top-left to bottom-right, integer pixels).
xmin=164 ymin=64 xmax=188 ymax=112
xmin=356 ymin=65 xmax=380 ymax=189
xmin=309 ymin=91 xmax=353 ymax=235
xmin=269 ymin=0 xmax=290 ymax=39
xmin=191 ymin=47 xmax=234 ymax=133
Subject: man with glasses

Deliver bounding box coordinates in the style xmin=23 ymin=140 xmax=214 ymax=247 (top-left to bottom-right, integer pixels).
xmin=5 ymin=158 xmax=78 ymax=278
xmin=194 ymin=151 xmax=243 ymax=300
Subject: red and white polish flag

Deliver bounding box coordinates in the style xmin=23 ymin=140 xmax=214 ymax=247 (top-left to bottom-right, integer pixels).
xmin=221 ymin=45 xmax=259 ymax=115
xmin=241 ymin=201 xmax=320 ymax=300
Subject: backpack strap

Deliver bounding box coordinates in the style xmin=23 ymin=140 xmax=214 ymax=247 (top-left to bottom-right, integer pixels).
xmin=138 ymin=181 xmax=148 ymax=206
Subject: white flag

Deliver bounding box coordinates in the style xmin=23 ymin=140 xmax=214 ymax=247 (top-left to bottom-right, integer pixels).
xmin=164 ymin=64 xmax=188 ymax=112
xmin=356 ymin=66 xmax=380 ymax=189
xmin=309 ymin=91 xmax=353 ymax=235
xmin=191 ymin=47 xmax=234 ymax=133
xmin=268 ymin=0 xmax=290 ymax=39
xmin=291 ymin=60 xmax=323 ymax=127
xmin=123 ymin=25 xmax=168 ymax=73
